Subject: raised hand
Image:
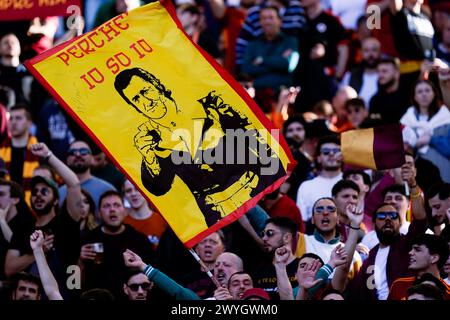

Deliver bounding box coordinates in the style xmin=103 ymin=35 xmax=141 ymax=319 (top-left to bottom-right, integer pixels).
xmin=274 ymin=246 xmax=291 ymax=267
xmin=345 ymin=203 xmax=363 ymax=228
xmin=400 ymin=161 xmax=416 ymax=187
xmin=214 ymin=287 xmax=233 ymax=300
xmin=329 ymin=244 xmax=348 ymax=268
xmin=0 ymin=204 xmax=10 ymax=221
xmin=42 ymin=233 xmax=55 ymax=252
xmin=123 ymin=249 xmax=147 ymax=271
xmin=30 ymin=142 xmax=51 ymax=159
xmin=80 ymin=244 xmax=96 ymax=261
xmin=134 ymin=124 xmax=160 ymax=172
xmin=296 ymin=259 xmax=323 ymax=289
xmin=30 ymin=230 xmax=45 ymax=251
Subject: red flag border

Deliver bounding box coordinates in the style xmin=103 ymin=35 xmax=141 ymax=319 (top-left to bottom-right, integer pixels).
xmin=24 ymin=0 xmax=296 ymax=248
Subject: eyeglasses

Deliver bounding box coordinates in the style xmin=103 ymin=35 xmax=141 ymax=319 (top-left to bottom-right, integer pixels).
xmin=67 ymin=148 xmax=91 ymax=156
xmin=320 ymin=148 xmax=341 ymax=156
xmin=261 ymin=229 xmax=278 ymax=238
xmin=315 ymin=205 xmax=337 ymax=214
xmin=31 ymin=187 xmax=50 ymax=197
xmin=375 ymin=211 xmax=399 ymax=220
xmin=127 ymin=282 xmax=151 ymax=292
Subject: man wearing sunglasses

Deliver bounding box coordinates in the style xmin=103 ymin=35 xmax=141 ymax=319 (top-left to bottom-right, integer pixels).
xmin=361 ymin=184 xmax=412 ymax=250
xmin=296 ymin=136 xmax=343 ymax=230
xmin=123 ymin=270 xmax=153 ymax=301
xmin=351 ymin=194 xmax=428 ymax=300
xmin=5 ymin=142 xmax=83 ymax=299
xmin=295 ymin=197 xmax=362 ymax=282
xmin=59 ymin=140 xmax=116 ymax=217
xmin=252 ymin=217 xmax=299 ymax=300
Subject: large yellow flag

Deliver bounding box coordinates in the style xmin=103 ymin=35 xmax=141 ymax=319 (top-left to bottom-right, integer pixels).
xmin=25 ymin=0 xmax=295 ymax=248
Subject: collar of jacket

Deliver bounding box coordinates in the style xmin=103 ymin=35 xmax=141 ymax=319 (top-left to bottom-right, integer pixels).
xmin=313 ymin=229 xmax=340 ymax=244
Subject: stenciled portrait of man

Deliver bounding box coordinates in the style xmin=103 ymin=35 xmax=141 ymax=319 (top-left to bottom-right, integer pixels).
xmin=114 ymin=67 xmax=285 ymax=226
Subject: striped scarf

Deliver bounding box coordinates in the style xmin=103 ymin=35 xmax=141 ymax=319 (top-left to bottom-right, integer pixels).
xmin=0 ymin=135 xmax=40 ymax=204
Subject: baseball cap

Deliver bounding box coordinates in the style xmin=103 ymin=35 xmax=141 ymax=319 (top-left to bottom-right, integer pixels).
xmin=241 ymin=288 xmax=270 ymax=300
xmin=30 ymin=175 xmax=59 ymax=198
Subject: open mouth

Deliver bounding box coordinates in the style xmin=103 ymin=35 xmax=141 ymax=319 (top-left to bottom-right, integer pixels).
xmin=321 ymin=218 xmax=330 ymax=226
xmin=204 ymin=249 xmax=213 ymax=259
xmin=216 ymin=271 xmax=226 ymax=282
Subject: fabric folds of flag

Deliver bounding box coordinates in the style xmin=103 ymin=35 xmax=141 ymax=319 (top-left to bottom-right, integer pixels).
xmin=341 ymin=124 xmax=405 ymax=170
xmin=24 ymin=0 xmax=294 ymax=248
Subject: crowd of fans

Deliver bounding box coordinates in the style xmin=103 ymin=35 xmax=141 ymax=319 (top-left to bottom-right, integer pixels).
xmin=0 ymin=0 xmax=450 ymax=301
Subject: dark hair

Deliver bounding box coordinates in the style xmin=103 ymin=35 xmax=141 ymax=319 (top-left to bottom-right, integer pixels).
xmin=332 ymin=179 xmax=360 ymax=197
xmin=411 ymin=79 xmax=441 ymax=121
xmin=124 ymin=269 xmax=145 ymax=284
xmin=0 ymin=178 xmax=24 ymax=199
xmin=9 ymin=103 xmax=32 ymax=121
xmin=345 ymin=98 xmax=366 ymax=111
xmin=312 ymin=197 xmax=335 ymax=215
xmin=114 ymin=68 xmax=175 ymax=115
xmin=381 ymin=184 xmax=407 ymax=199
xmin=80 ymin=288 xmax=115 ymax=301
xmin=426 ymin=182 xmax=450 ymax=201
xmin=34 ymin=164 xmax=57 ymax=182
xmin=299 ymin=252 xmax=324 ymax=266
xmin=227 ymin=271 xmax=253 ymax=289
xmin=343 ymin=169 xmax=372 ymax=189
xmin=265 ymin=217 xmax=298 ymax=236
xmin=321 ymin=287 xmax=344 ymax=300
xmin=11 ymin=272 xmax=41 ymax=292
xmin=81 ymin=189 xmax=96 ymax=213
xmin=315 ymin=135 xmax=340 ymax=158
xmin=411 ymin=234 xmax=449 ymax=269
xmin=282 ymin=115 xmax=306 ymax=136
xmin=413 ymin=273 xmax=446 ymax=293
xmin=68 ymin=139 xmax=92 ymax=151
xmin=377 ymin=56 xmax=400 ymax=70
xmin=407 ymin=283 xmax=444 ymax=300
xmin=99 ymin=190 xmax=123 ymax=209
xmin=260 ymin=4 xmax=281 ymax=18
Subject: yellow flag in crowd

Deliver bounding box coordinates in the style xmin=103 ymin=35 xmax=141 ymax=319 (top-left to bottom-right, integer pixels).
xmin=25 ymin=0 xmax=295 ymax=247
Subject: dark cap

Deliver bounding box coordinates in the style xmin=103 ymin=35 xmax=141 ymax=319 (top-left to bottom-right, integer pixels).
xmin=30 ymin=176 xmax=59 ymax=198
xmin=241 ymin=288 xmax=270 ymax=300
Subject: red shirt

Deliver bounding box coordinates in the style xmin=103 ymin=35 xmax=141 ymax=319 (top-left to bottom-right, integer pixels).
xmin=388 ymin=276 xmax=450 ymax=300
xmin=265 ymin=195 xmax=304 ymax=233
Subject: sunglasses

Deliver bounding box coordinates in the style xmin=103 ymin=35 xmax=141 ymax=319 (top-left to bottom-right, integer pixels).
xmin=320 ymin=147 xmax=341 ymax=156
xmin=127 ymin=282 xmax=151 ymax=292
xmin=31 ymin=187 xmax=51 ymax=197
xmin=375 ymin=211 xmax=399 ymax=220
xmin=67 ymin=148 xmax=91 ymax=156
xmin=261 ymin=229 xmax=278 ymax=238
xmin=315 ymin=205 xmax=337 ymax=214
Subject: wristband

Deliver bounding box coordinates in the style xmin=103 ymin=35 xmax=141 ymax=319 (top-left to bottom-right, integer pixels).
xmin=44 ymin=151 xmax=53 ymax=162
xmin=348 ymin=224 xmax=360 ymax=230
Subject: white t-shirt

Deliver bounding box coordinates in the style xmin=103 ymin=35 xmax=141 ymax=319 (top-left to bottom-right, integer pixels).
xmin=328 ymin=0 xmax=367 ymax=30
xmin=374 ymin=246 xmax=390 ymax=300
xmin=361 ymin=222 xmax=410 ymax=250
xmin=296 ymin=173 xmax=343 ymax=222
xmin=341 ymin=71 xmax=378 ymax=107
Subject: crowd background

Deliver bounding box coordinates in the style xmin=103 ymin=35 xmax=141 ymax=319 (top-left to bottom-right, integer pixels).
xmin=0 ymin=0 xmax=450 ymax=301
